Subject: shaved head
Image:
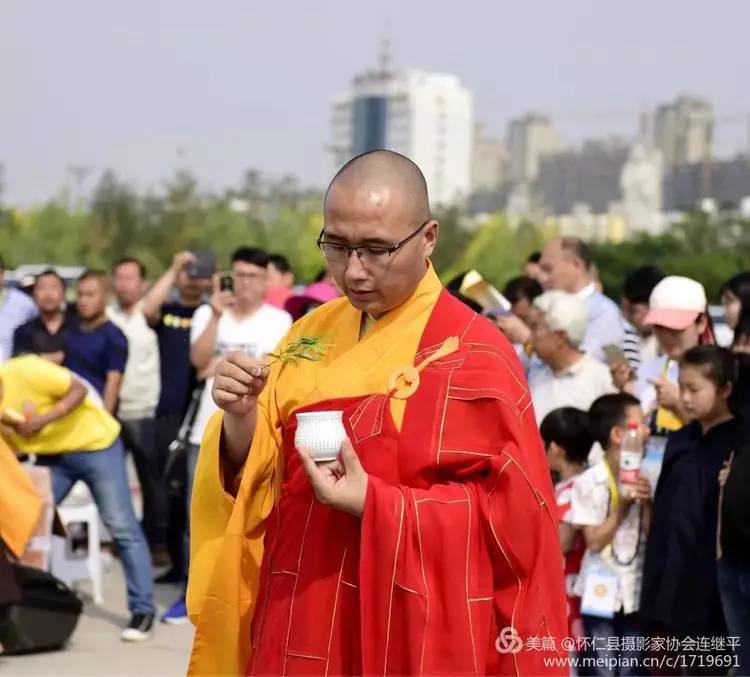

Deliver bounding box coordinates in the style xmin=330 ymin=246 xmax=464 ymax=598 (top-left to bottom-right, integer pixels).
xmin=325 ymin=150 xmax=431 ymax=229
xmin=321 ymin=150 xmax=438 ymax=319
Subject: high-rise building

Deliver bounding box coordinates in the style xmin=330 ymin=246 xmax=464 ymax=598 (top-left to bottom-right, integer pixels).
xmin=506 ymin=113 xmax=560 ymax=183
xmin=330 ymin=66 xmax=473 ymax=206
xmin=653 ymin=95 xmax=714 ymax=170
xmin=663 ymin=154 xmax=750 ymax=211
xmin=537 ymin=138 xmax=630 ymax=215
xmin=470 ymin=123 xmax=505 ymax=193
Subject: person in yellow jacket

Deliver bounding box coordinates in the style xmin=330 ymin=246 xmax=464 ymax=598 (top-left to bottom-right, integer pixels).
xmin=0 ymin=354 xmax=156 ymax=642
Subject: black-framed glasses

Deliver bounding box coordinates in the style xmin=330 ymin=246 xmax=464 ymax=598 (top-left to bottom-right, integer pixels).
xmin=316 ymin=220 xmax=430 ymax=267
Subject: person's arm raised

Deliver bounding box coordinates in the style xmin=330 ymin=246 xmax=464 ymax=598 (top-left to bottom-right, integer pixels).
xmin=142 ymin=251 xmax=196 ymax=324
xmin=212 ymin=352 xmax=269 ymax=469
xmin=190 ymin=277 xmax=235 ymax=371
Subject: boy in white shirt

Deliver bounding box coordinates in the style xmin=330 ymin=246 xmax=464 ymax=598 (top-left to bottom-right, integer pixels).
xmin=569 ymin=393 xmax=652 ymax=676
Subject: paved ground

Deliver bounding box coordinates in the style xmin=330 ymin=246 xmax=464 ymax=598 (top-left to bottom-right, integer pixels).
xmin=1 ymin=565 xmax=193 ymax=676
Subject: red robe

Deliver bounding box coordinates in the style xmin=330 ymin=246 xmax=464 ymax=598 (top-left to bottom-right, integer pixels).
xmin=247 ymin=291 xmax=567 ymax=675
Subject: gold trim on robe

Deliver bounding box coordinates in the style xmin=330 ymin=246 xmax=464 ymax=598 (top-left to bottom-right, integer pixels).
xmin=187 ymin=265 xmax=443 ymax=675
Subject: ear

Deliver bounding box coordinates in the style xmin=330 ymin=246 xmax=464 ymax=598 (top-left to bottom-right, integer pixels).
xmin=555 ymin=330 xmax=569 ymax=347
xmin=610 ymin=426 xmax=624 ymax=448
xmin=719 ymin=382 xmax=733 ymax=403
xmin=424 ymin=220 xmax=439 ymax=258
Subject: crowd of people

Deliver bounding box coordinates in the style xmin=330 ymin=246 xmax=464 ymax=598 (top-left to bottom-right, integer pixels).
xmin=1 ymin=225 xmax=749 ymax=673
xmin=479 ymin=238 xmax=750 ymax=675
xmin=0 ymin=248 xmax=334 ymax=641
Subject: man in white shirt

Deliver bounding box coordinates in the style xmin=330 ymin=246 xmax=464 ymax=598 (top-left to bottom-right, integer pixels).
xmin=528 ymin=290 xmax=615 ymax=424
xmin=189 ymin=247 xmax=293 ymax=451
xmin=540 ymin=237 xmax=624 ymax=363
xmin=158 ymin=247 xmax=293 ymax=623
xmin=108 ymin=257 xmax=166 ymax=564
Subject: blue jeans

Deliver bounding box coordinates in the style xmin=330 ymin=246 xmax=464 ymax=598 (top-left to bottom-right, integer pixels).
xmin=581 ymin=613 xmax=645 ymax=677
xmin=38 ymin=438 xmax=155 ymax=616
xmin=718 ymin=556 xmax=750 ymax=673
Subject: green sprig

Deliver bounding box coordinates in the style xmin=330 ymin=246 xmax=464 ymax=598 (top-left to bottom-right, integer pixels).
xmin=268 ymin=336 xmax=331 ymax=367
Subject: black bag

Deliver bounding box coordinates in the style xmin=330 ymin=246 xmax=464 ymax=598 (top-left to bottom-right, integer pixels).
xmin=164 ymin=384 xmax=204 ymax=497
xmin=0 ymin=541 xmax=20 ymax=609
xmin=0 ymin=563 xmax=82 ymax=655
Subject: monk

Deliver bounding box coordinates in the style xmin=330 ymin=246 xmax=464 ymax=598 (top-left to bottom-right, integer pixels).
xmin=0 ymin=435 xmax=43 ymax=562
xmin=187 ymin=150 xmax=567 ymax=676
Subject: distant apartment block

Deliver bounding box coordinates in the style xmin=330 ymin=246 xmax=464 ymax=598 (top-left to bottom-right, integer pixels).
xmin=330 ymin=66 xmax=473 ymax=206
xmin=470 ymin=123 xmax=505 ymax=192
xmin=664 ymin=154 xmax=750 ymax=210
xmin=653 ymin=95 xmax=714 ymax=169
xmin=537 ymin=138 xmax=630 ymax=214
xmin=506 ymin=113 xmax=560 ymax=183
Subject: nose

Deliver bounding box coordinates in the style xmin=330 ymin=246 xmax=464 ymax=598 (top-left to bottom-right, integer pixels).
xmin=344 ymin=251 xmax=368 ymax=280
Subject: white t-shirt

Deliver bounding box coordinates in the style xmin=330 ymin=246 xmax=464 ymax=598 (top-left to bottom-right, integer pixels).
xmin=569 ymin=459 xmax=646 ymax=615
xmin=529 ymin=353 xmax=615 ymax=424
xmin=107 ymin=302 xmax=161 ymax=420
xmin=189 ymin=303 xmax=292 ymax=445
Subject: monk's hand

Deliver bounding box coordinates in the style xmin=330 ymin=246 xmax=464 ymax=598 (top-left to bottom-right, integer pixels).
xmin=212 ymin=351 xmax=269 ymax=418
xmin=297 ymin=438 xmax=368 ymax=517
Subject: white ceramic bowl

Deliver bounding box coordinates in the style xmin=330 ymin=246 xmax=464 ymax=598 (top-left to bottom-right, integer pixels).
xmin=295 ymin=410 xmax=346 ymax=461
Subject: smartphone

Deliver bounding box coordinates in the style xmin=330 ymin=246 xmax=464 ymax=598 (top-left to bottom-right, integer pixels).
xmin=603 ymin=343 xmax=627 ymax=365
xmin=187 ymin=251 xmax=216 ymax=279
xmin=219 ymin=273 xmax=234 ymax=293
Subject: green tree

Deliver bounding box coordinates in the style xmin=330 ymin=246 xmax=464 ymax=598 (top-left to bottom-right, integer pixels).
xmin=431 ymin=208 xmax=469 ymax=276
xmin=440 ymin=215 xmax=547 ymax=289
xmin=86 ymin=170 xmax=141 ymax=268
xmin=590 ymin=213 xmax=750 ymax=302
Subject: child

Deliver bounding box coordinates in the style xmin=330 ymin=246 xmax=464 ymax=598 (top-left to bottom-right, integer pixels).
xmin=540 ymin=406 xmax=591 ymax=639
xmin=641 ymin=346 xmax=738 ymax=667
xmin=569 ymin=393 xmax=651 ymax=676
xmin=718 ymin=395 xmax=750 ymax=674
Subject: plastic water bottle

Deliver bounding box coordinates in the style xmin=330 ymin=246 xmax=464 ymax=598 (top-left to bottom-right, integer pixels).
xmin=618 ymin=421 xmax=643 ymax=496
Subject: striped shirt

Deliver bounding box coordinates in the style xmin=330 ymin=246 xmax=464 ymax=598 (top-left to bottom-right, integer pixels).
xmin=622 ymin=323 xmax=642 ymax=369
xmin=621 ymin=321 xmax=660 ymax=370
xmin=0 ymin=288 xmax=38 ymax=364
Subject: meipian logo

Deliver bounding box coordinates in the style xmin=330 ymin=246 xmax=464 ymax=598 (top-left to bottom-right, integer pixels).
xmin=495 ymin=626 xmax=523 ymax=654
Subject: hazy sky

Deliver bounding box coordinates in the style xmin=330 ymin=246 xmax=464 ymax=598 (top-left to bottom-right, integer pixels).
xmin=1 ymin=0 xmax=748 ymax=204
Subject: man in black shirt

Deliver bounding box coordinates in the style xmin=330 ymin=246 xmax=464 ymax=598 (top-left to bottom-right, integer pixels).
xmin=142 ymin=252 xmax=209 ymax=595
xmin=12 ymin=269 xmax=71 ymax=362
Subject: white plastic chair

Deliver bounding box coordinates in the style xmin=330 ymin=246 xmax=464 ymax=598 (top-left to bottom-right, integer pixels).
xmin=50 ymin=486 xmax=104 ymax=605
